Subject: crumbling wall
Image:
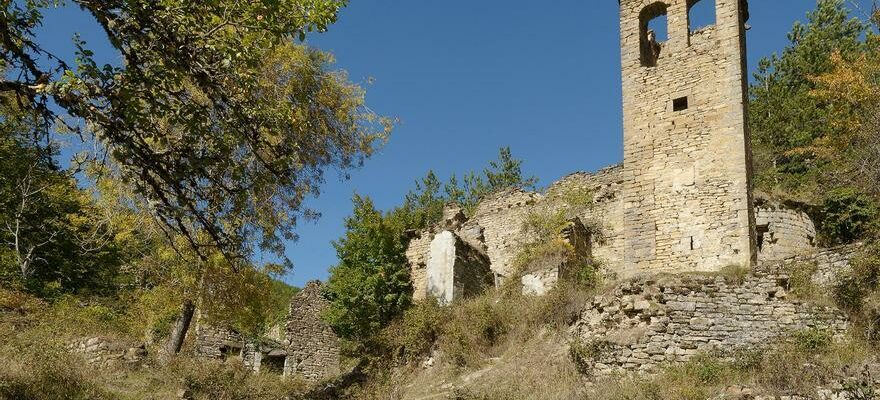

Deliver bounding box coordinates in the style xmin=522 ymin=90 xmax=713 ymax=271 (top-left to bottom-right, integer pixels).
xmin=194 ymin=324 xmax=244 ymax=359
xmin=406 ymin=231 xmax=434 ymax=302
xmin=777 ymin=244 xmax=863 ymax=288
xmin=285 ymin=281 xmax=339 ymax=382
xmin=67 ymin=337 xmax=146 ymax=368
xmin=544 ymin=165 xmax=625 ymax=273
xmin=426 ymin=230 xmax=493 ymax=304
xmin=521 ymin=218 xmax=593 ymax=296
xmin=572 ymin=262 xmax=848 ymax=375
xmin=756 ymin=204 xmax=817 ymax=262
xmin=468 ymin=189 xmax=542 ymax=279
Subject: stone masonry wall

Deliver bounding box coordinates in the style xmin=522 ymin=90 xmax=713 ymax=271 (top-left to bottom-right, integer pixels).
xmin=285 ymin=281 xmax=339 ymax=382
xmin=194 ymin=324 xmax=244 ymax=359
xmin=468 ymin=189 xmax=542 ymax=279
xmin=777 ymin=244 xmax=863 ymax=288
xmin=619 ymin=0 xmax=755 ymax=276
xmin=67 ymin=337 xmax=147 ymax=368
xmin=425 ymin=230 xmax=493 ymax=304
xmin=544 ymin=165 xmax=625 ymax=273
xmin=405 ymin=164 xmax=818 ymax=291
xmin=572 ymin=260 xmax=849 ymax=375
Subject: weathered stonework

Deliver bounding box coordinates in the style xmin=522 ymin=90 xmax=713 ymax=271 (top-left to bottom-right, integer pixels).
xmin=425 ymin=230 xmax=493 ymax=304
xmin=195 ymin=321 xmax=287 ymax=374
xmin=618 ymin=0 xmax=756 ymax=276
xmin=467 ymin=189 xmax=542 ymax=279
xmin=572 ymin=260 xmax=849 ymax=375
xmin=776 ymin=244 xmax=863 ymax=288
xmin=285 ymin=281 xmax=339 ymax=382
xmin=755 ymin=201 xmax=818 ymax=262
xmin=521 ymin=218 xmax=592 ymax=296
xmin=194 ymin=324 xmax=245 ymax=360
xmin=67 ymin=337 xmax=146 ymax=368
xmin=404 ymin=166 xmax=812 ymax=295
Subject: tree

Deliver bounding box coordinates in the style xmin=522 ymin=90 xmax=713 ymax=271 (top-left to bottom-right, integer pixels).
xmin=0 ymin=1 xmax=389 ymax=263
xmin=323 ymin=196 xmax=412 ymax=343
xmin=0 ymin=96 xmax=122 ymax=295
xmin=750 ymin=0 xmax=867 ymax=199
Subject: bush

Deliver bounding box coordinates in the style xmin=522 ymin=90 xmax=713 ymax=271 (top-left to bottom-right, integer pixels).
xmin=818 ymin=188 xmax=878 ymax=245
xmin=568 ymin=339 xmax=607 ymax=375
xmin=440 ymin=296 xmax=510 ymax=368
xmin=175 ymin=359 xmax=307 ymax=400
xmin=379 ymin=299 xmax=445 ymax=364
xmin=785 ymin=261 xmax=822 ymax=301
xmin=719 ymin=264 xmax=750 ymax=285
xmin=792 ymin=328 xmax=833 ymax=351
xmin=833 ymin=242 xmax=880 ymax=343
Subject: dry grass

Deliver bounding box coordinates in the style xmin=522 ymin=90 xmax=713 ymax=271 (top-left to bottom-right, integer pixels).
xmin=0 ymin=288 xmax=308 ymax=400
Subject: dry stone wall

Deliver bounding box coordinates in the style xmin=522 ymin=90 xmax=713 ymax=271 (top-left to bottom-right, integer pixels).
xmin=572 ymin=262 xmax=848 ymax=375
xmin=405 ymin=164 xmax=819 ymax=295
xmin=544 ymin=165 xmax=626 ymax=273
xmin=468 ymin=189 xmax=542 ymax=279
xmin=194 ymin=324 xmax=244 ymax=359
xmin=285 ymin=281 xmax=339 ymax=382
xmin=67 ymin=337 xmax=146 ymax=367
xmin=618 ymin=0 xmax=755 ymax=276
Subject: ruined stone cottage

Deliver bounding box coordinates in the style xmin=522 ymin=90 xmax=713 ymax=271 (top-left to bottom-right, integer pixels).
xmin=194 ymin=281 xmax=339 ymax=382
xmin=284 ymin=280 xmax=340 ymax=382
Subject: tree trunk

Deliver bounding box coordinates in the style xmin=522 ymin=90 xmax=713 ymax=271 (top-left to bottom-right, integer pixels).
xmin=161 ymin=298 xmax=195 ymax=362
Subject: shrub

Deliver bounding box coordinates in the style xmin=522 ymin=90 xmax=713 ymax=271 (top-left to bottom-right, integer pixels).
xmin=792 ymin=328 xmax=833 ymax=351
xmin=440 ymin=296 xmax=510 ymax=368
xmin=380 ymin=299 xmax=445 ymax=364
xmin=683 ymin=355 xmax=727 ymax=384
xmin=785 ymin=261 xmax=821 ymax=301
xmin=719 ymin=264 xmax=750 ymax=285
xmin=568 ymin=338 xmax=607 ymax=375
xmin=175 ymin=359 xmax=307 ymax=400
xmin=818 ymin=188 xmax=877 ymax=245
xmin=833 ymin=242 xmax=880 ymax=343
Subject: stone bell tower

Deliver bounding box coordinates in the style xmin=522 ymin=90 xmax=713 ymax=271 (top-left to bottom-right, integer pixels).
xmin=617 ymin=0 xmax=756 ymax=276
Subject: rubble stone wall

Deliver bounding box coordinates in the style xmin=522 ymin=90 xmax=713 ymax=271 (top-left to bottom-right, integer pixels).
xmin=285 ymin=281 xmax=339 ymax=382
xmin=468 ymin=189 xmax=542 ymax=279
xmin=194 ymin=324 xmax=244 ymax=359
xmin=67 ymin=337 xmax=146 ymax=368
xmin=573 ymin=261 xmax=849 ymax=375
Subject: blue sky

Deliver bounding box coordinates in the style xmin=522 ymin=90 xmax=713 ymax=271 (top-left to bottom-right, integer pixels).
xmin=35 ymin=1 xmax=877 ymax=287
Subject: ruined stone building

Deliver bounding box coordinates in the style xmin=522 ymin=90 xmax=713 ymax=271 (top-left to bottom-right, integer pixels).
xmin=284 ymin=281 xmax=340 ymax=382
xmin=194 ymin=281 xmax=339 ymax=382
xmin=403 ymin=0 xmax=826 ymax=301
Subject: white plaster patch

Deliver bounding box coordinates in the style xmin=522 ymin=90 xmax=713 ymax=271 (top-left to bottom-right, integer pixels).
xmin=427 ymin=231 xmax=457 ymax=305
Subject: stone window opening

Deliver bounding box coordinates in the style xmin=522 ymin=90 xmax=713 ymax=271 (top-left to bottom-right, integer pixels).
xmin=673 ymin=96 xmax=689 ymax=111
xmin=640 ymin=2 xmax=668 ymax=67
xmin=756 ymin=224 xmax=770 ymax=252
xmin=687 ymin=0 xmax=716 ymax=35
xmin=261 ymin=353 xmax=286 ymax=374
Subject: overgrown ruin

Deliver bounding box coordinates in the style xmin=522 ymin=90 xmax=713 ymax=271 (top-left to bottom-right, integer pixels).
xmin=203 ymin=0 xmax=861 ymax=386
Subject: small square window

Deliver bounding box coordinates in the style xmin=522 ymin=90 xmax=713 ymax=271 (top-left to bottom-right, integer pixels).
xmin=673 ymin=96 xmax=689 ymax=111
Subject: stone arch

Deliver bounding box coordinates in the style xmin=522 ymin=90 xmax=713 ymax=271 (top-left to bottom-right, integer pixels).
xmin=639 ymin=2 xmax=669 ymax=67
